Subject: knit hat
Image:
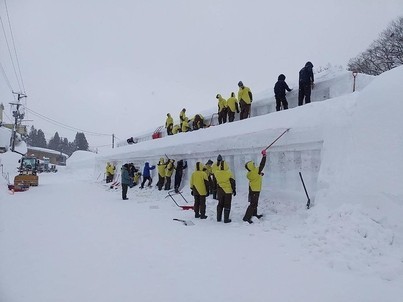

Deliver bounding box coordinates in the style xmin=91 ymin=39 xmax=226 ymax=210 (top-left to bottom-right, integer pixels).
xmin=206 ymin=159 xmax=213 ymax=165
xmin=238 ymin=81 xmax=243 ymax=87
xmin=217 ymin=154 xmax=223 ymax=162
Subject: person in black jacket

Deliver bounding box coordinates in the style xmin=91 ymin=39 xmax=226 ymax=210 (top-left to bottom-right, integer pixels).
xmin=174 ymin=159 xmax=188 ymax=193
xmin=274 ymin=74 xmax=292 ymax=111
xmin=298 ymin=61 xmax=314 ymax=106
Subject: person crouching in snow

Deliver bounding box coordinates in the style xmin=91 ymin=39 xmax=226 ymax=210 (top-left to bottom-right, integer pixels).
xmin=190 ymin=162 xmax=210 ymax=219
xmin=243 ymin=149 xmax=267 ymax=223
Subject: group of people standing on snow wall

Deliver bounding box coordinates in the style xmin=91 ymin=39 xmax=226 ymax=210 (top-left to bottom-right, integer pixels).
xmin=164 ymin=80 xmax=254 ymax=135
xmin=164 ymin=61 xmax=314 ymax=135
xmin=116 ymin=148 xmax=267 ymax=224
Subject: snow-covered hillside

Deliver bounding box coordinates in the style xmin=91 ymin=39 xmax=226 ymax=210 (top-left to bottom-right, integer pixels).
xmin=0 ymin=67 xmax=402 ymax=302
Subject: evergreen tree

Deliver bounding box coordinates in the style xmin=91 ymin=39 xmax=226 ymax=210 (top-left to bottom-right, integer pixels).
xmin=36 ymin=129 xmax=47 ymax=148
xmin=74 ymin=132 xmax=89 ymax=151
xmin=26 ymin=126 xmax=37 ymax=146
xmin=48 ymin=132 xmax=61 ymax=151
xmin=68 ymin=141 xmax=77 ymax=155
xmin=59 ymin=137 xmax=69 ymax=155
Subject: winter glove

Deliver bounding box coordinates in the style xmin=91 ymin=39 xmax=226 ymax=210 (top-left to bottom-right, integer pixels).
xmin=191 ymin=190 xmax=194 ymax=196
xmin=261 ymin=149 xmax=267 ymax=156
xmin=233 ymin=190 xmax=236 ymax=196
xmin=311 ymin=82 xmax=315 ymax=89
xmin=237 ymin=110 xmax=240 ymax=113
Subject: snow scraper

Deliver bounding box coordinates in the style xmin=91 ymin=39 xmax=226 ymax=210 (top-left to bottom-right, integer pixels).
xmin=263 ymin=128 xmax=291 ymax=151
xmin=166 ymin=190 xmax=194 ymax=210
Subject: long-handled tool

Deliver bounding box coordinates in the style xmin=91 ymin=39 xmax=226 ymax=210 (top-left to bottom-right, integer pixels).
xmin=299 ymin=172 xmax=311 ymax=209
xmin=173 ymin=218 xmax=194 ymax=226
xmin=263 ymin=128 xmax=291 ymax=151
xmin=166 ymin=190 xmax=193 ymax=210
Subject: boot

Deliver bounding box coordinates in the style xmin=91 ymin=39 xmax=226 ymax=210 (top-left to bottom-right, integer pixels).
xmin=195 ymin=213 xmax=200 ymax=218
xmin=217 ymin=205 xmax=223 ymax=222
xmin=224 ymin=209 xmax=232 ymax=223
xmin=243 ymin=217 xmax=253 ymax=224
xmin=253 ymin=209 xmax=263 ymax=219
xmin=200 ymin=215 xmax=208 ymax=219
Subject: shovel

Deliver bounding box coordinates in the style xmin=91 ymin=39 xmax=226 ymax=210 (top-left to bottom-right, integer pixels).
xmin=173 ymin=218 xmax=195 ymax=226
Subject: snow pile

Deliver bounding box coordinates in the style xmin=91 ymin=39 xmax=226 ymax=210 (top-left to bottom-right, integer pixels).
xmin=1 ymin=67 xmax=402 ymax=302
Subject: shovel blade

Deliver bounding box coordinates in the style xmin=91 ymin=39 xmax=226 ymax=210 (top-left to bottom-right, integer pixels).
xmin=173 ymin=218 xmax=194 ymax=226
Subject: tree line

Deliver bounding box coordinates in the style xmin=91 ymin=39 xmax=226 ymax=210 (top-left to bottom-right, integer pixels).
xmin=24 ymin=126 xmax=89 ymax=156
xmin=348 ymin=16 xmax=403 ymax=75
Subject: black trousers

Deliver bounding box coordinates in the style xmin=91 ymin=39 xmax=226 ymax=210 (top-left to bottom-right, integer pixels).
xmin=218 ymin=109 xmax=227 ymax=124
xmin=167 ymin=124 xmax=173 ymax=135
xmin=194 ymin=195 xmax=206 ymax=217
xmin=298 ymin=83 xmax=311 ymax=106
xmin=141 ymin=176 xmax=152 ymax=188
xmin=227 ymin=110 xmax=235 ymax=122
xmin=122 ymin=184 xmax=128 ymax=199
xmin=275 ymin=96 xmax=288 ymax=111
xmin=243 ymin=191 xmax=260 ymax=221
xmin=239 ymin=100 xmax=251 ymax=119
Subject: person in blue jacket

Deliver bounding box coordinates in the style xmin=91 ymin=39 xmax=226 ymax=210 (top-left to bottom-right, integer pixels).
xmin=140 ymin=162 xmax=156 ymax=188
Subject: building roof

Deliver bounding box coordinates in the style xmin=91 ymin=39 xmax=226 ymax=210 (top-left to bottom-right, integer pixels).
xmin=27 ymin=146 xmax=69 ymax=158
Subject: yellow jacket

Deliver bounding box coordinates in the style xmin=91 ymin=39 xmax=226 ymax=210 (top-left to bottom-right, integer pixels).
xmin=227 ymin=93 xmax=239 ymax=113
xmin=245 ymin=156 xmax=266 ymax=192
xmin=165 ymin=114 xmax=173 ymax=128
xmin=172 ymin=124 xmax=180 ymax=134
xmin=106 ymin=163 xmax=115 ymax=175
xmin=190 ymin=162 xmax=209 ymax=196
xmin=157 ymin=158 xmax=167 ymax=177
xmin=182 ymin=118 xmax=190 ymax=132
xmin=213 ymin=161 xmax=236 ymax=194
xmin=238 ymin=86 xmax=252 ymax=104
xmin=217 ymin=95 xmax=227 ymax=112
xmin=180 ymin=110 xmax=187 ymax=123
xmin=165 ymin=160 xmax=175 ymax=177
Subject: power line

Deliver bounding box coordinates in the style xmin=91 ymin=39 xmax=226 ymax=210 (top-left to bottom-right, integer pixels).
xmin=4 ymin=0 xmax=25 ymax=93
xmin=0 ymin=61 xmax=13 ymax=92
xmin=0 ymin=13 xmax=22 ymax=93
xmin=23 ymin=106 xmax=112 ymax=137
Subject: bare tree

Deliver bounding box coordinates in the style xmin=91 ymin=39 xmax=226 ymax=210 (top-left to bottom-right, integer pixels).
xmin=348 ymin=16 xmax=403 ymax=75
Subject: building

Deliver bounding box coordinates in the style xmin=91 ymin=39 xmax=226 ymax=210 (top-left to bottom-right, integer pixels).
xmin=27 ymin=146 xmax=68 ymax=166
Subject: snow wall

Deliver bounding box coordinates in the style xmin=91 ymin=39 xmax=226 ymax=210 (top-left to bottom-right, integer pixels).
xmin=93 ymin=67 xmax=402 ymax=215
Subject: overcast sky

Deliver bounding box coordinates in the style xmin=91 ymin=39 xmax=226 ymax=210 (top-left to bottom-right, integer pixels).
xmin=1 ymin=0 xmax=402 ymax=150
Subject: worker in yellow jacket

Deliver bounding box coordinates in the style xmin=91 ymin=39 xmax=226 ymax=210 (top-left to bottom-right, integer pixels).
xmin=164 ymin=159 xmax=175 ymax=190
xmin=237 ymin=81 xmax=253 ymax=120
xmin=172 ymin=124 xmax=180 ymax=135
xmin=243 ymin=149 xmax=267 ymax=223
xmin=213 ymin=160 xmax=236 ymax=223
xmin=157 ymin=158 xmax=167 ymax=191
xmin=226 ymin=92 xmax=239 ymax=122
xmin=190 ymin=162 xmax=210 ymax=219
xmin=179 ymin=108 xmax=187 ymax=132
xmin=216 ymin=94 xmax=228 ymax=124
xmin=181 ymin=117 xmax=191 ymax=133
xmin=165 ymin=113 xmax=174 ymax=135
xmin=105 ymin=162 xmax=116 ymax=183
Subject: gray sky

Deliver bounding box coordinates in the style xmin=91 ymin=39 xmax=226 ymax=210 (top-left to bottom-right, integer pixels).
xmin=1 ymin=0 xmax=402 ymax=150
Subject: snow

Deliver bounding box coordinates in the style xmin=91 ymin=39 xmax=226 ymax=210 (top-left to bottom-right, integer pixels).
xmin=0 ymin=67 xmax=402 ymax=301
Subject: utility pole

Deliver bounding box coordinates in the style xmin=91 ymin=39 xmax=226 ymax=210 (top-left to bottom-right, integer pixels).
xmin=112 ymin=134 xmax=115 ymax=149
xmin=352 ymin=71 xmax=358 ymax=92
xmin=9 ymin=92 xmax=27 ymax=154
